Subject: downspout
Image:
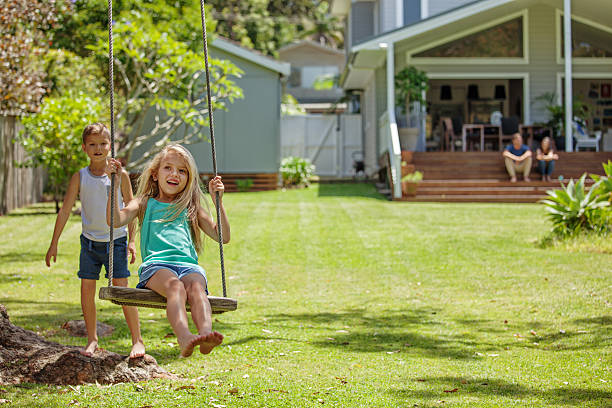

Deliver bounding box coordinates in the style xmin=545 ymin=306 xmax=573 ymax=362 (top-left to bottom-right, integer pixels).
xmin=386 ymin=43 xmax=402 ymax=199
xmin=564 ymin=0 xmax=573 ymax=152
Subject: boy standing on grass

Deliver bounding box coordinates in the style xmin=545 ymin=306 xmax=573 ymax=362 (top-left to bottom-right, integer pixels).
xmin=45 ymin=122 xmax=145 ymax=358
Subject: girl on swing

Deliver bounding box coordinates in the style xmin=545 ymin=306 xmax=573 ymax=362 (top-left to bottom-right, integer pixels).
xmin=106 ymin=144 xmax=228 ymax=357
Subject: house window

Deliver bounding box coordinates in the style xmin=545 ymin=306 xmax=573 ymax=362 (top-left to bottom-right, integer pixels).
xmin=351 ymin=1 xmax=375 ymax=45
xmin=301 ymin=66 xmax=339 ymax=88
xmin=560 ymin=18 xmax=612 ymax=58
xmin=413 ymin=17 xmax=523 ymax=58
xmin=288 ymin=67 xmax=301 ymax=88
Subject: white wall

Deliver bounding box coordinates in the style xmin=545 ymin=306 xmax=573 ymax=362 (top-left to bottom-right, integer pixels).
xmin=428 ymin=0 xmax=476 ymax=17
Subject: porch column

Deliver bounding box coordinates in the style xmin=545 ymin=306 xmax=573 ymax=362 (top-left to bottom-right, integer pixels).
xmin=564 ymin=0 xmax=573 ymax=152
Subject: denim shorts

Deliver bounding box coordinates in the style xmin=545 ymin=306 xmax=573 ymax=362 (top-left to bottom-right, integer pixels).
xmin=78 ymin=234 xmax=130 ymax=280
xmin=136 ymin=262 xmax=208 ymax=292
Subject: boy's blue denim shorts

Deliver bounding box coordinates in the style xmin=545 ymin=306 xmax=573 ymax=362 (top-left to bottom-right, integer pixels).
xmin=78 ymin=234 xmax=130 ymax=280
xmin=136 ymin=262 xmax=208 ymax=292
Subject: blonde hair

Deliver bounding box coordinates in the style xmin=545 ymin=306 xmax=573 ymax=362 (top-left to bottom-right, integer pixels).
xmin=82 ymin=122 xmax=110 ymax=144
xmin=136 ymin=144 xmax=208 ymax=253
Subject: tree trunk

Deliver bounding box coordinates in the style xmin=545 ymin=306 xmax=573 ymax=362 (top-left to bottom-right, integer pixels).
xmin=0 ymin=305 xmax=174 ymax=385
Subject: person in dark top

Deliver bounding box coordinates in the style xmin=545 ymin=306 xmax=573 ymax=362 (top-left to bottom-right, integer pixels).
xmin=536 ymin=136 xmax=559 ymax=182
xmin=502 ymin=133 xmax=532 ymax=182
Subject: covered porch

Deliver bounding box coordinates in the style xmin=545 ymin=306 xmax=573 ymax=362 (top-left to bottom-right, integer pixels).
xmin=394 ymin=151 xmax=611 ymax=202
xmin=343 ymin=0 xmax=612 ymax=200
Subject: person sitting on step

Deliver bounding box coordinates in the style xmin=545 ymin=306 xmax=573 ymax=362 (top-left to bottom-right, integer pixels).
xmin=502 ymin=133 xmax=532 ymax=183
xmin=536 ymin=136 xmax=559 ymax=182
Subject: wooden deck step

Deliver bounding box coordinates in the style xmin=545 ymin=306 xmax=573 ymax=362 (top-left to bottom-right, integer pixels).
xmin=410 ymin=178 xmax=597 ymax=202
xmin=401 ymin=194 xmax=546 ymax=203
xmin=410 ymin=151 xmax=611 ymax=181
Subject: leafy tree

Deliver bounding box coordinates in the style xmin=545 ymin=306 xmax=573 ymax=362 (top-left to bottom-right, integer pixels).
xmin=298 ymin=1 xmax=343 ymax=48
xmin=0 ymin=0 xmax=72 ymax=115
xmin=208 ymin=0 xmax=342 ymax=56
xmin=88 ymin=13 xmax=243 ymax=170
xmin=49 ymin=0 xmax=343 ymax=57
xmin=43 ymin=49 xmax=106 ymax=98
xmin=19 ymin=93 xmax=106 ymax=211
xmin=50 ymin=0 xmax=212 ymax=55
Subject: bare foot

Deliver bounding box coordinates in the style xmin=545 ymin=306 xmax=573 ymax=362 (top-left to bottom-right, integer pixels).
xmin=80 ymin=339 xmax=98 ymax=357
xmin=129 ymin=340 xmax=146 ymax=359
xmin=542 ymin=175 xmax=546 ymax=181
xmin=524 ymin=177 xmax=531 ymax=182
xmin=198 ymin=331 xmax=224 ymax=355
xmin=510 ymin=177 xmax=517 ymax=183
xmin=178 ymin=334 xmax=202 ymax=357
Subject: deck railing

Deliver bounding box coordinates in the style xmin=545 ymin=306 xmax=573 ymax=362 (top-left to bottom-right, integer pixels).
xmin=379 ymin=111 xmax=402 ymax=199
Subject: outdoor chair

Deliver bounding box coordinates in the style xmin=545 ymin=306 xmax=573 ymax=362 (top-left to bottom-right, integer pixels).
xmin=574 ymin=122 xmax=602 ymax=151
xmin=440 ymin=117 xmax=462 ymax=151
xmin=499 ymin=116 xmax=520 ymax=149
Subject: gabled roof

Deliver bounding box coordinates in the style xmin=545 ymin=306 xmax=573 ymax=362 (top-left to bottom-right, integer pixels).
xmin=278 ymin=40 xmax=344 ymax=57
xmin=352 ymin=0 xmax=514 ymax=52
xmin=351 ymin=0 xmax=612 ymax=52
xmin=212 ymin=37 xmax=290 ymax=76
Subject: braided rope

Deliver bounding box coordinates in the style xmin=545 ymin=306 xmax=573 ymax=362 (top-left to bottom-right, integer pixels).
xmin=198 ymin=0 xmax=227 ymax=298
xmin=107 ymin=0 xmax=115 ymax=286
xmin=104 ymin=0 xmax=228 ymax=299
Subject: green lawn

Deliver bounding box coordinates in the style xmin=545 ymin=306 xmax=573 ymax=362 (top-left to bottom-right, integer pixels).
xmin=1 ymin=183 xmax=610 ymax=407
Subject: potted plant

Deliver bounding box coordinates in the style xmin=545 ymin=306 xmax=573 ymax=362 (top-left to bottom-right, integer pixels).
xmin=401 ymin=170 xmax=423 ymax=197
xmin=395 ymin=66 xmax=429 ymax=151
xmin=534 ymin=92 xmax=591 ymax=150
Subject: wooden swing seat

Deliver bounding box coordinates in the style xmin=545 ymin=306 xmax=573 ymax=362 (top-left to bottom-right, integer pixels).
xmin=99 ymin=286 xmax=237 ymax=314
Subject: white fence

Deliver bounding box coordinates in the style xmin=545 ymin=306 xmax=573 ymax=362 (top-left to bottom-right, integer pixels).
xmin=280 ymin=114 xmax=363 ymax=178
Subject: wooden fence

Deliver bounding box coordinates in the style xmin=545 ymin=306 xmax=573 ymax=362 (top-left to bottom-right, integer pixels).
xmin=0 ymin=116 xmax=44 ymax=215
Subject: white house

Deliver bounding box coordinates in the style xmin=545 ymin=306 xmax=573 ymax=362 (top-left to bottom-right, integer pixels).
xmin=279 ymin=40 xmax=346 ymax=112
xmin=331 ymin=0 xmax=612 ymax=196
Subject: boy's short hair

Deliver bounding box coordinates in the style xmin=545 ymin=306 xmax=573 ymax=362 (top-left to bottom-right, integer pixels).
xmin=82 ymin=123 xmax=110 ymax=144
xmin=512 ymin=132 xmax=522 ymax=141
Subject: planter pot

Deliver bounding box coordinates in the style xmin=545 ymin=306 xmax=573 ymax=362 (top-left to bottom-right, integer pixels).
xmin=399 ymin=127 xmax=419 ymax=151
xmin=401 ymin=181 xmax=419 ymax=197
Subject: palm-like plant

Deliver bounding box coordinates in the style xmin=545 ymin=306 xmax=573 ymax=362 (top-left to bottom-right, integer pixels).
xmin=590 ymin=160 xmax=612 ymax=203
xmin=540 ymin=174 xmax=610 ymax=236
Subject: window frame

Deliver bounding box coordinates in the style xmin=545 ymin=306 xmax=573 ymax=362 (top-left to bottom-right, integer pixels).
xmin=406 ymin=10 xmax=529 ymax=65
xmin=555 ymin=9 xmax=612 ymax=65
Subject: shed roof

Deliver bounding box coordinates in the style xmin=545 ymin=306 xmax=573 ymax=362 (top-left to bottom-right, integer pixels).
xmin=212 ymin=37 xmax=290 ymax=76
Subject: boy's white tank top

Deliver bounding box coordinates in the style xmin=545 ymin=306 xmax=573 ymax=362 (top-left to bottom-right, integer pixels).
xmin=79 ymin=167 xmax=127 ymax=242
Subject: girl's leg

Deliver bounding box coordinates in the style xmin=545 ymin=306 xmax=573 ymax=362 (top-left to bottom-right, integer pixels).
xmin=112 ymin=277 xmax=145 ymax=358
xmin=181 ymin=273 xmax=223 ymax=354
xmin=537 ymin=160 xmax=546 ymax=180
xmin=146 ymin=269 xmax=203 ymax=357
xmin=547 ymin=160 xmax=555 ymax=178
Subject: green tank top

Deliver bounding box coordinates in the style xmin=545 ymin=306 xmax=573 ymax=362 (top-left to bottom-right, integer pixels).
xmin=138 ymin=198 xmax=199 ymax=274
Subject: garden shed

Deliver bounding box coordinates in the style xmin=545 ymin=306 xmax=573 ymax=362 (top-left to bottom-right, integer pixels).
xmin=192 ymin=37 xmax=290 ymax=191
xmin=140 ymin=37 xmax=290 ymax=192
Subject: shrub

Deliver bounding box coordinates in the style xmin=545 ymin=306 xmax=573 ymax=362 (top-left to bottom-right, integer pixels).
xmin=401 ymin=171 xmax=423 ymax=183
xmin=280 ymin=156 xmax=315 ymax=187
xmin=540 ymin=174 xmax=610 ymax=237
xmin=235 ymin=178 xmax=254 ymax=192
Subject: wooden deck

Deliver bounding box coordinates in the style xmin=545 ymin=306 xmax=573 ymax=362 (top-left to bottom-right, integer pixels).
xmin=200 ymin=173 xmax=279 ymax=192
xmin=395 ymin=151 xmax=611 ymax=203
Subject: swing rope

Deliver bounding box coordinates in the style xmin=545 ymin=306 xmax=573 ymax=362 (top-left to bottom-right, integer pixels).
xmin=104 ymin=0 xmax=230 ymax=302
xmin=198 ymin=0 xmax=227 ymax=298
xmin=107 ymin=0 xmax=116 ymax=287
